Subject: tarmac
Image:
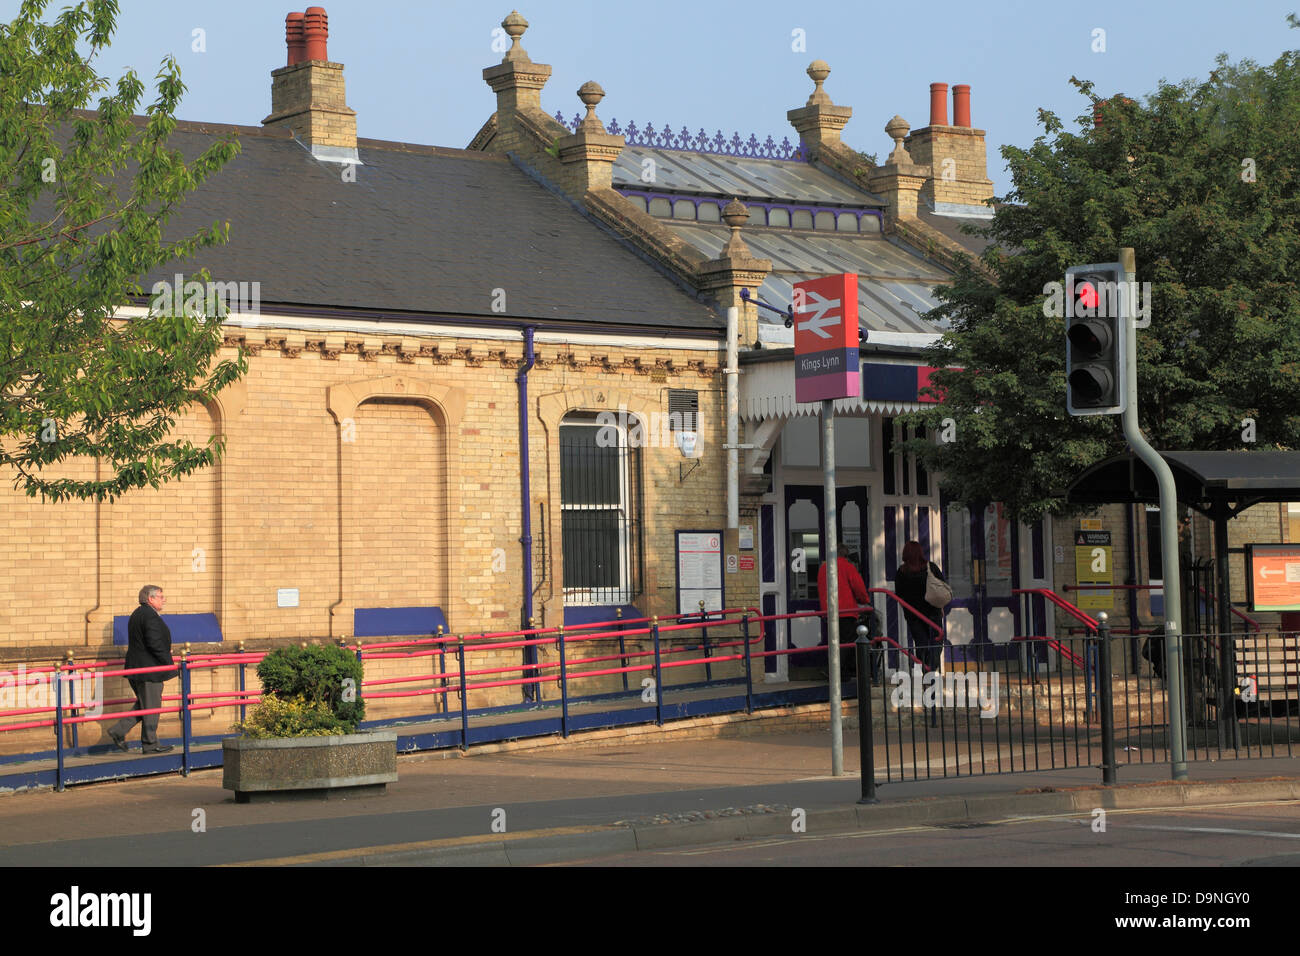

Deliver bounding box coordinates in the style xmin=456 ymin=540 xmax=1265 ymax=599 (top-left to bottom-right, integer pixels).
xmin=1 ymin=714 xmax=1298 ymax=866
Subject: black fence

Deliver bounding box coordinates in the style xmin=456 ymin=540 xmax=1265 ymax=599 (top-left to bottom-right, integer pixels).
xmin=854 ymin=627 xmax=1299 ymax=785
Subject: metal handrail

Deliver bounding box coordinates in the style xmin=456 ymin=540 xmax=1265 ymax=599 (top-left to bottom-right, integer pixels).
xmin=866 ymin=588 xmax=944 ymax=636
xmin=1015 ymin=587 xmax=1100 ymax=631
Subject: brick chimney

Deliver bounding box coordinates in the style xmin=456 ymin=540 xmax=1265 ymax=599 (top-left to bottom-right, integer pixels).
xmin=904 ymin=82 xmax=993 ymax=216
xmin=262 ymin=7 xmax=359 ymax=164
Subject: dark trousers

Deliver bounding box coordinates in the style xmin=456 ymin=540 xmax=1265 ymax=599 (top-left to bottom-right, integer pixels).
xmin=835 ymin=617 xmax=882 ymax=683
xmin=907 ymin=617 xmax=943 ymax=673
xmin=110 ymin=679 xmax=165 ymax=745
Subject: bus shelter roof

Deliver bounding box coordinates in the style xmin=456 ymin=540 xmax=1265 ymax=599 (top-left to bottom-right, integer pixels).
xmin=1064 ymin=450 xmax=1300 ymax=518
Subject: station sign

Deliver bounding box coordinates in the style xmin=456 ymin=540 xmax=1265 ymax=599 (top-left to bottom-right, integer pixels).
xmin=1246 ymin=543 xmax=1300 ymax=612
xmin=793 ymin=273 xmax=859 ymax=403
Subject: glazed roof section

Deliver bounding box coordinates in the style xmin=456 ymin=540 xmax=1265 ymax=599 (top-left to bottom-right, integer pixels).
xmin=612 ymin=146 xmax=885 ymax=207
xmin=138 ymin=125 xmax=722 ymax=333
xmin=673 ymin=223 xmax=948 ymax=339
xmin=608 ymin=145 xmax=948 ymax=340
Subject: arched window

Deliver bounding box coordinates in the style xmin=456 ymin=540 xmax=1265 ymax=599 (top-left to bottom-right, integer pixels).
xmin=560 ymin=411 xmax=644 ymax=604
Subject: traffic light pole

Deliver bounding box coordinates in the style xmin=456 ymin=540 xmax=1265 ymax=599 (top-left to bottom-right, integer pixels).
xmin=1118 ymin=247 xmax=1188 ymax=781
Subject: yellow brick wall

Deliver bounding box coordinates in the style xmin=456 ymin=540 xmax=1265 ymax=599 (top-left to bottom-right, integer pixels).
xmin=101 ymin=405 xmax=222 ymax=643
xmin=0 ymin=322 xmax=761 ymax=693
xmin=350 ymin=398 xmax=446 ymax=609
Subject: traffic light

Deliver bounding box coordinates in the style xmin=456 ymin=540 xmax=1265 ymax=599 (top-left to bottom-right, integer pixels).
xmin=1065 ymin=262 xmax=1128 ymax=415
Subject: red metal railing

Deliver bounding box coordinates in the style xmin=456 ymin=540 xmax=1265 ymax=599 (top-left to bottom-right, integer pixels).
xmin=6 ymin=593 xmax=1129 ymax=791
xmin=1013 ymin=588 xmax=1092 ymax=667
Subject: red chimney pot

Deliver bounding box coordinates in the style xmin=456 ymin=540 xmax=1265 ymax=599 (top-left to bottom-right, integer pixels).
xmin=303 ymin=6 xmax=329 ymax=62
xmin=929 ymin=83 xmax=949 ymax=126
xmin=953 ymin=84 xmax=971 ymax=128
xmin=285 ymin=12 xmax=306 ymax=65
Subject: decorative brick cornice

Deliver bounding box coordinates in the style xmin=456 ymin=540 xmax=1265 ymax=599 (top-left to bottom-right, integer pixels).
xmin=214 ymin=330 xmax=717 ymax=378
xmin=343 ymin=339 xmax=380 ymax=361
xmin=456 ymin=346 xmax=484 ymax=367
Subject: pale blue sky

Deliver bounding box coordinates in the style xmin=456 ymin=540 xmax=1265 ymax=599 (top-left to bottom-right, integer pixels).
xmin=6 ymin=0 xmax=1298 ymax=196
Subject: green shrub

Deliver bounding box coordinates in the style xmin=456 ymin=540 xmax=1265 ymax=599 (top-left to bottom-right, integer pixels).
xmin=232 ymin=693 xmax=346 ymax=738
xmin=246 ymin=643 xmax=365 ymax=736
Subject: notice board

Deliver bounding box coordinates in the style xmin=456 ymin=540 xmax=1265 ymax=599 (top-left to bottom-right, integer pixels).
xmin=676 ymin=530 xmax=724 ymax=617
xmin=1246 ymin=544 xmax=1300 ymax=612
xmin=1074 ymin=529 xmax=1114 ymax=610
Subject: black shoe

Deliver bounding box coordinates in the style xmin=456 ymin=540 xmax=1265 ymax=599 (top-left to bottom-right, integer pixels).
xmin=107 ymin=730 xmax=129 ymax=753
xmin=141 ymin=744 xmax=174 ymax=754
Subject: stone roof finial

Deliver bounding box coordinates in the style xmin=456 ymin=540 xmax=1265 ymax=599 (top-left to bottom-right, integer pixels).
xmin=501 ymin=10 xmax=531 ymax=63
xmin=577 ymin=81 xmax=607 ymax=133
xmin=806 ymin=60 xmax=833 ymax=107
xmin=720 ymin=199 xmax=752 ymax=257
xmin=885 ymin=115 xmax=912 ymax=164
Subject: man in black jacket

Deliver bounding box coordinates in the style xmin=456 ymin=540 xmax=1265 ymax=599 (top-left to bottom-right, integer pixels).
xmin=107 ymin=585 xmax=176 ymax=754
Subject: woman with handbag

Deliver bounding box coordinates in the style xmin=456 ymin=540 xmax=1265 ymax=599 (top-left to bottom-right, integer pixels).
xmin=892 ymin=540 xmax=951 ymax=674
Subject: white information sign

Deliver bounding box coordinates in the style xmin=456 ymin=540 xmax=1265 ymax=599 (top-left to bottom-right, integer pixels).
xmin=677 ymin=531 xmax=724 ymax=616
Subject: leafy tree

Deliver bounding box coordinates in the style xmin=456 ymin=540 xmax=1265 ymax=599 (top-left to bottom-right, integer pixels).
xmin=902 ymin=25 xmax=1300 ymax=522
xmin=0 ymin=0 xmax=244 ymax=502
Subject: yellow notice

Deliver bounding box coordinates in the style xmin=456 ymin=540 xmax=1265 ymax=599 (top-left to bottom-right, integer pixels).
xmin=1075 ymin=544 xmax=1114 ymax=610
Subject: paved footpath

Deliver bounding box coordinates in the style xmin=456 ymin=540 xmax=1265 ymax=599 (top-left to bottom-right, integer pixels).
xmin=1 ymin=729 xmax=1298 ymax=866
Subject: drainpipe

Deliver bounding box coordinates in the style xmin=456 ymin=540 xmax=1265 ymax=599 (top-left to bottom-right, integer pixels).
xmin=518 ymin=326 xmax=537 ymax=699
xmin=726 ymin=306 xmax=739 ymax=529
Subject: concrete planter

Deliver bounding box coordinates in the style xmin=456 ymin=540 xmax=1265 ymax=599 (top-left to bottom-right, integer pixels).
xmin=222 ymin=730 xmax=397 ymax=803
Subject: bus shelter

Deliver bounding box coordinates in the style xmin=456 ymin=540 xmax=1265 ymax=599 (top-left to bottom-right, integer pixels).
xmin=1065 ymin=450 xmax=1300 ymax=745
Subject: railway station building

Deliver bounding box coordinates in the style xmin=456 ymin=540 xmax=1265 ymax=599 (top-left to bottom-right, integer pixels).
xmin=3 ymin=7 xmax=1296 ymax=707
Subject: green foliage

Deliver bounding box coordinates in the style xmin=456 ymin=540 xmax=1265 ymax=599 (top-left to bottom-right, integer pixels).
xmin=232 ymin=693 xmax=346 ymax=739
xmin=254 ymin=643 xmax=365 ymax=733
xmin=900 ymin=27 xmax=1300 ymax=522
xmin=1 ymin=0 xmax=245 ymax=501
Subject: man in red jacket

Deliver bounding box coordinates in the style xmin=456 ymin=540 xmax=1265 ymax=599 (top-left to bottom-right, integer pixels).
xmin=817 ymin=539 xmax=873 ymax=684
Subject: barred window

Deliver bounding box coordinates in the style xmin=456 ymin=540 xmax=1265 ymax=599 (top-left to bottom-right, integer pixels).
xmin=560 ymin=413 xmax=643 ymax=604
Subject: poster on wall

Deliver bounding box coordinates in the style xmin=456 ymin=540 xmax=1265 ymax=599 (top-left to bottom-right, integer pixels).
xmin=985 ymin=503 xmax=1013 ymax=581
xmin=1074 ymin=529 xmax=1114 ymax=610
xmin=1246 ymin=544 xmax=1300 ymax=612
xmin=677 ymin=530 xmax=724 ymax=618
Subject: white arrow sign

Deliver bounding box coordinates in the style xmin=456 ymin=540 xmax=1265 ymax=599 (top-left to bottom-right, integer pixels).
xmin=1261 ymin=567 xmax=1283 ymax=578
xmin=797 ymin=291 xmax=842 ymax=339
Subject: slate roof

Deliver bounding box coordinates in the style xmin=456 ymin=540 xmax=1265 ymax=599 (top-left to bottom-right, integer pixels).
xmin=140 ymin=123 xmax=722 ymax=334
